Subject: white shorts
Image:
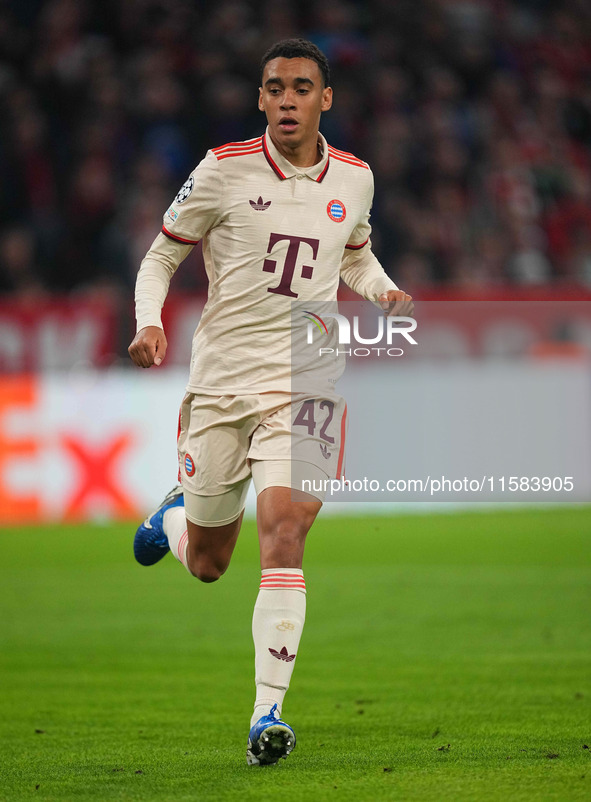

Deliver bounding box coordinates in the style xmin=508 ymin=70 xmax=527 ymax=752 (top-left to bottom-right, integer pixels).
xmin=176 ymin=391 xmax=347 ymax=526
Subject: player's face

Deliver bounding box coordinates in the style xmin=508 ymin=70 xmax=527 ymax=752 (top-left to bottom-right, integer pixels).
xmin=258 ymin=57 xmax=333 ymax=160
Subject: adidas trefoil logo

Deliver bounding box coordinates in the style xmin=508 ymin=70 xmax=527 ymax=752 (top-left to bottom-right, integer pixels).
xmin=250 ymin=196 xmax=272 ymax=211
xmin=269 ymin=646 xmax=296 ymax=662
xmin=319 ymin=443 xmax=330 ymax=459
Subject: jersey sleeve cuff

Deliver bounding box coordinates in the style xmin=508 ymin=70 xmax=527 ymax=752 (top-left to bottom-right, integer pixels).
xmin=162 ymin=225 xmax=200 ymax=245
xmin=345 ymin=237 xmax=369 ymax=250
xmin=136 ymin=316 xmax=164 ymax=332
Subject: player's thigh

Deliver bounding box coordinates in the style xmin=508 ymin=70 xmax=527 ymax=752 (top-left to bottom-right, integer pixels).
xmin=248 ymin=392 xmax=345 ymax=565
xmin=249 ymin=392 xmax=348 ymax=501
xmin=256 ymin=482 xmax=322 ymax=534
xmin=177 ymin=393 xmax=255 ymax=569
xmin=288 ymin=394 xmax=348 ymax=485
xmin=182 ymin=485 xmax=250 ymax=576
xmin=185 ymin=512 xmax=244 ymax=573
xmin=177 ymin=392 xmax=254 ymax=495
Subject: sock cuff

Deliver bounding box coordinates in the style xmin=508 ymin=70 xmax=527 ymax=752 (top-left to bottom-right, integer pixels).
xmin=260 ymin=568 xmax=306 ymax=593
xmin=177 ymin=529 xmax=188 ymax=563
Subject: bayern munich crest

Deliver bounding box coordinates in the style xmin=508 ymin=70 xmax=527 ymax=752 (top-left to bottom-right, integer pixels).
xmin=184 ymin=453 xmax=195 ymax=477
xmin=327 ymin=199 xmax=346 ymax=222
xmin=175 ymin=176 xmax=194 ymax=204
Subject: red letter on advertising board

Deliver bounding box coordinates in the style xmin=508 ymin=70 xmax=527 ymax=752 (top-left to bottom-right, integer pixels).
xmin=0 ymin=377 xmax=41 ymax=523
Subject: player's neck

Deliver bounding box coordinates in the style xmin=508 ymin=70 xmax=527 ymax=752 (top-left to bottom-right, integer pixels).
xmin=270 ymin=133 xmax=323 ymax=168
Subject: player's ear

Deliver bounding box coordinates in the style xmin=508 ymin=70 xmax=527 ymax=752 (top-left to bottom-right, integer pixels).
xmin=258 ymin=87 xmax=264 ymax=112
xmin=321 ymin=87 xmax=333 ymax=112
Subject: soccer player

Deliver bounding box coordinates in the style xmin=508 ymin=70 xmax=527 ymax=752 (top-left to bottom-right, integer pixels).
xmin=128 ymin=38 xmax=413 ymax=765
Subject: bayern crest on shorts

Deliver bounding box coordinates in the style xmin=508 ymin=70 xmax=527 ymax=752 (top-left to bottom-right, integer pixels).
xmin=184 ymin=453 xmax=195 ymax=477
xmin=327 ymin=199 xmax=346 ymax=222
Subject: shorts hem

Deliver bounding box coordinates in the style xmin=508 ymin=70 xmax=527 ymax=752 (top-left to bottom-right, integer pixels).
xmin=184 ymin=507 xmax=244 ymax=528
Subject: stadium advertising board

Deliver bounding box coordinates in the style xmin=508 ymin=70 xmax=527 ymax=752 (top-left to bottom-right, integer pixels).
xmin=1 ymin=348 xmax=590 ymax=524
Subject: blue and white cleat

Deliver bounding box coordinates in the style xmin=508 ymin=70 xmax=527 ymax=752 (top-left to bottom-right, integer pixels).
xmin=133 ymin=486 xmax=184 ymax=566
xmin=246 ymin=704 xmax=296 ymax=766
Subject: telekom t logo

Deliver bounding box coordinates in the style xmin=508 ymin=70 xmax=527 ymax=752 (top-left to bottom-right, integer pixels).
xmin=263 ymin=233 xmax=319 ymax=298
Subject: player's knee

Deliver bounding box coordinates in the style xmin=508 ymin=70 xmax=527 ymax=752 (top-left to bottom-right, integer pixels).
xmin=186 ymin=553 xmax=226 ymax=583
xmin=267 ymin=514 xmax=312 ymax=551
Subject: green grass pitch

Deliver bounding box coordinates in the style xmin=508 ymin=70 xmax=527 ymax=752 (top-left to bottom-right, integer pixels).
xmin=1 ymin=506 xmax=590 ymax=801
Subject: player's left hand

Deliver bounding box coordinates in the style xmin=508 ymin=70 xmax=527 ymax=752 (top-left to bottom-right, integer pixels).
xmin=378 ymin=290 xmax=414 ymax=317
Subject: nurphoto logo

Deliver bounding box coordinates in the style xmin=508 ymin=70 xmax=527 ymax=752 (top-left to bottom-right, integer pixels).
xmin=303 ymin=311 xmax=417 ymax=357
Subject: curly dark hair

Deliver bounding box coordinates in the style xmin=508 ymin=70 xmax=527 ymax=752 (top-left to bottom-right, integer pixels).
xmin=260 ymin=38 xmax=331 ymax=88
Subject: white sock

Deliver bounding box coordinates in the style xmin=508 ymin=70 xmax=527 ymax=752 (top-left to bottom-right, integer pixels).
xmin=250 ymin=568 xmax=306 ymax=727
xmin=163 ymin=506 xmax=189 ymax=571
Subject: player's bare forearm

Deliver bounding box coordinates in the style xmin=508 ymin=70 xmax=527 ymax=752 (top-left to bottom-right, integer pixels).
xmin=378 ymin=290 xmax=414 ymax=317
xmin=128 ymin=326 xmax=168 ymax=368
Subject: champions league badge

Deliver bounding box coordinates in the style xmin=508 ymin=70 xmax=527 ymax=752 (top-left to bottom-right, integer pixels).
xmin=175 ymin=176 xmax=194 ymax=204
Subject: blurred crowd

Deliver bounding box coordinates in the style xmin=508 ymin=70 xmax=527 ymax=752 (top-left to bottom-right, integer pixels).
xmin=1 ymin=0 xmax=591 ymax=299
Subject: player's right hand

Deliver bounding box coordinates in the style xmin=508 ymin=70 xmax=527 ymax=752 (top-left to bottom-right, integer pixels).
xmin=128 ymin=326 xmax=168 ymax=368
